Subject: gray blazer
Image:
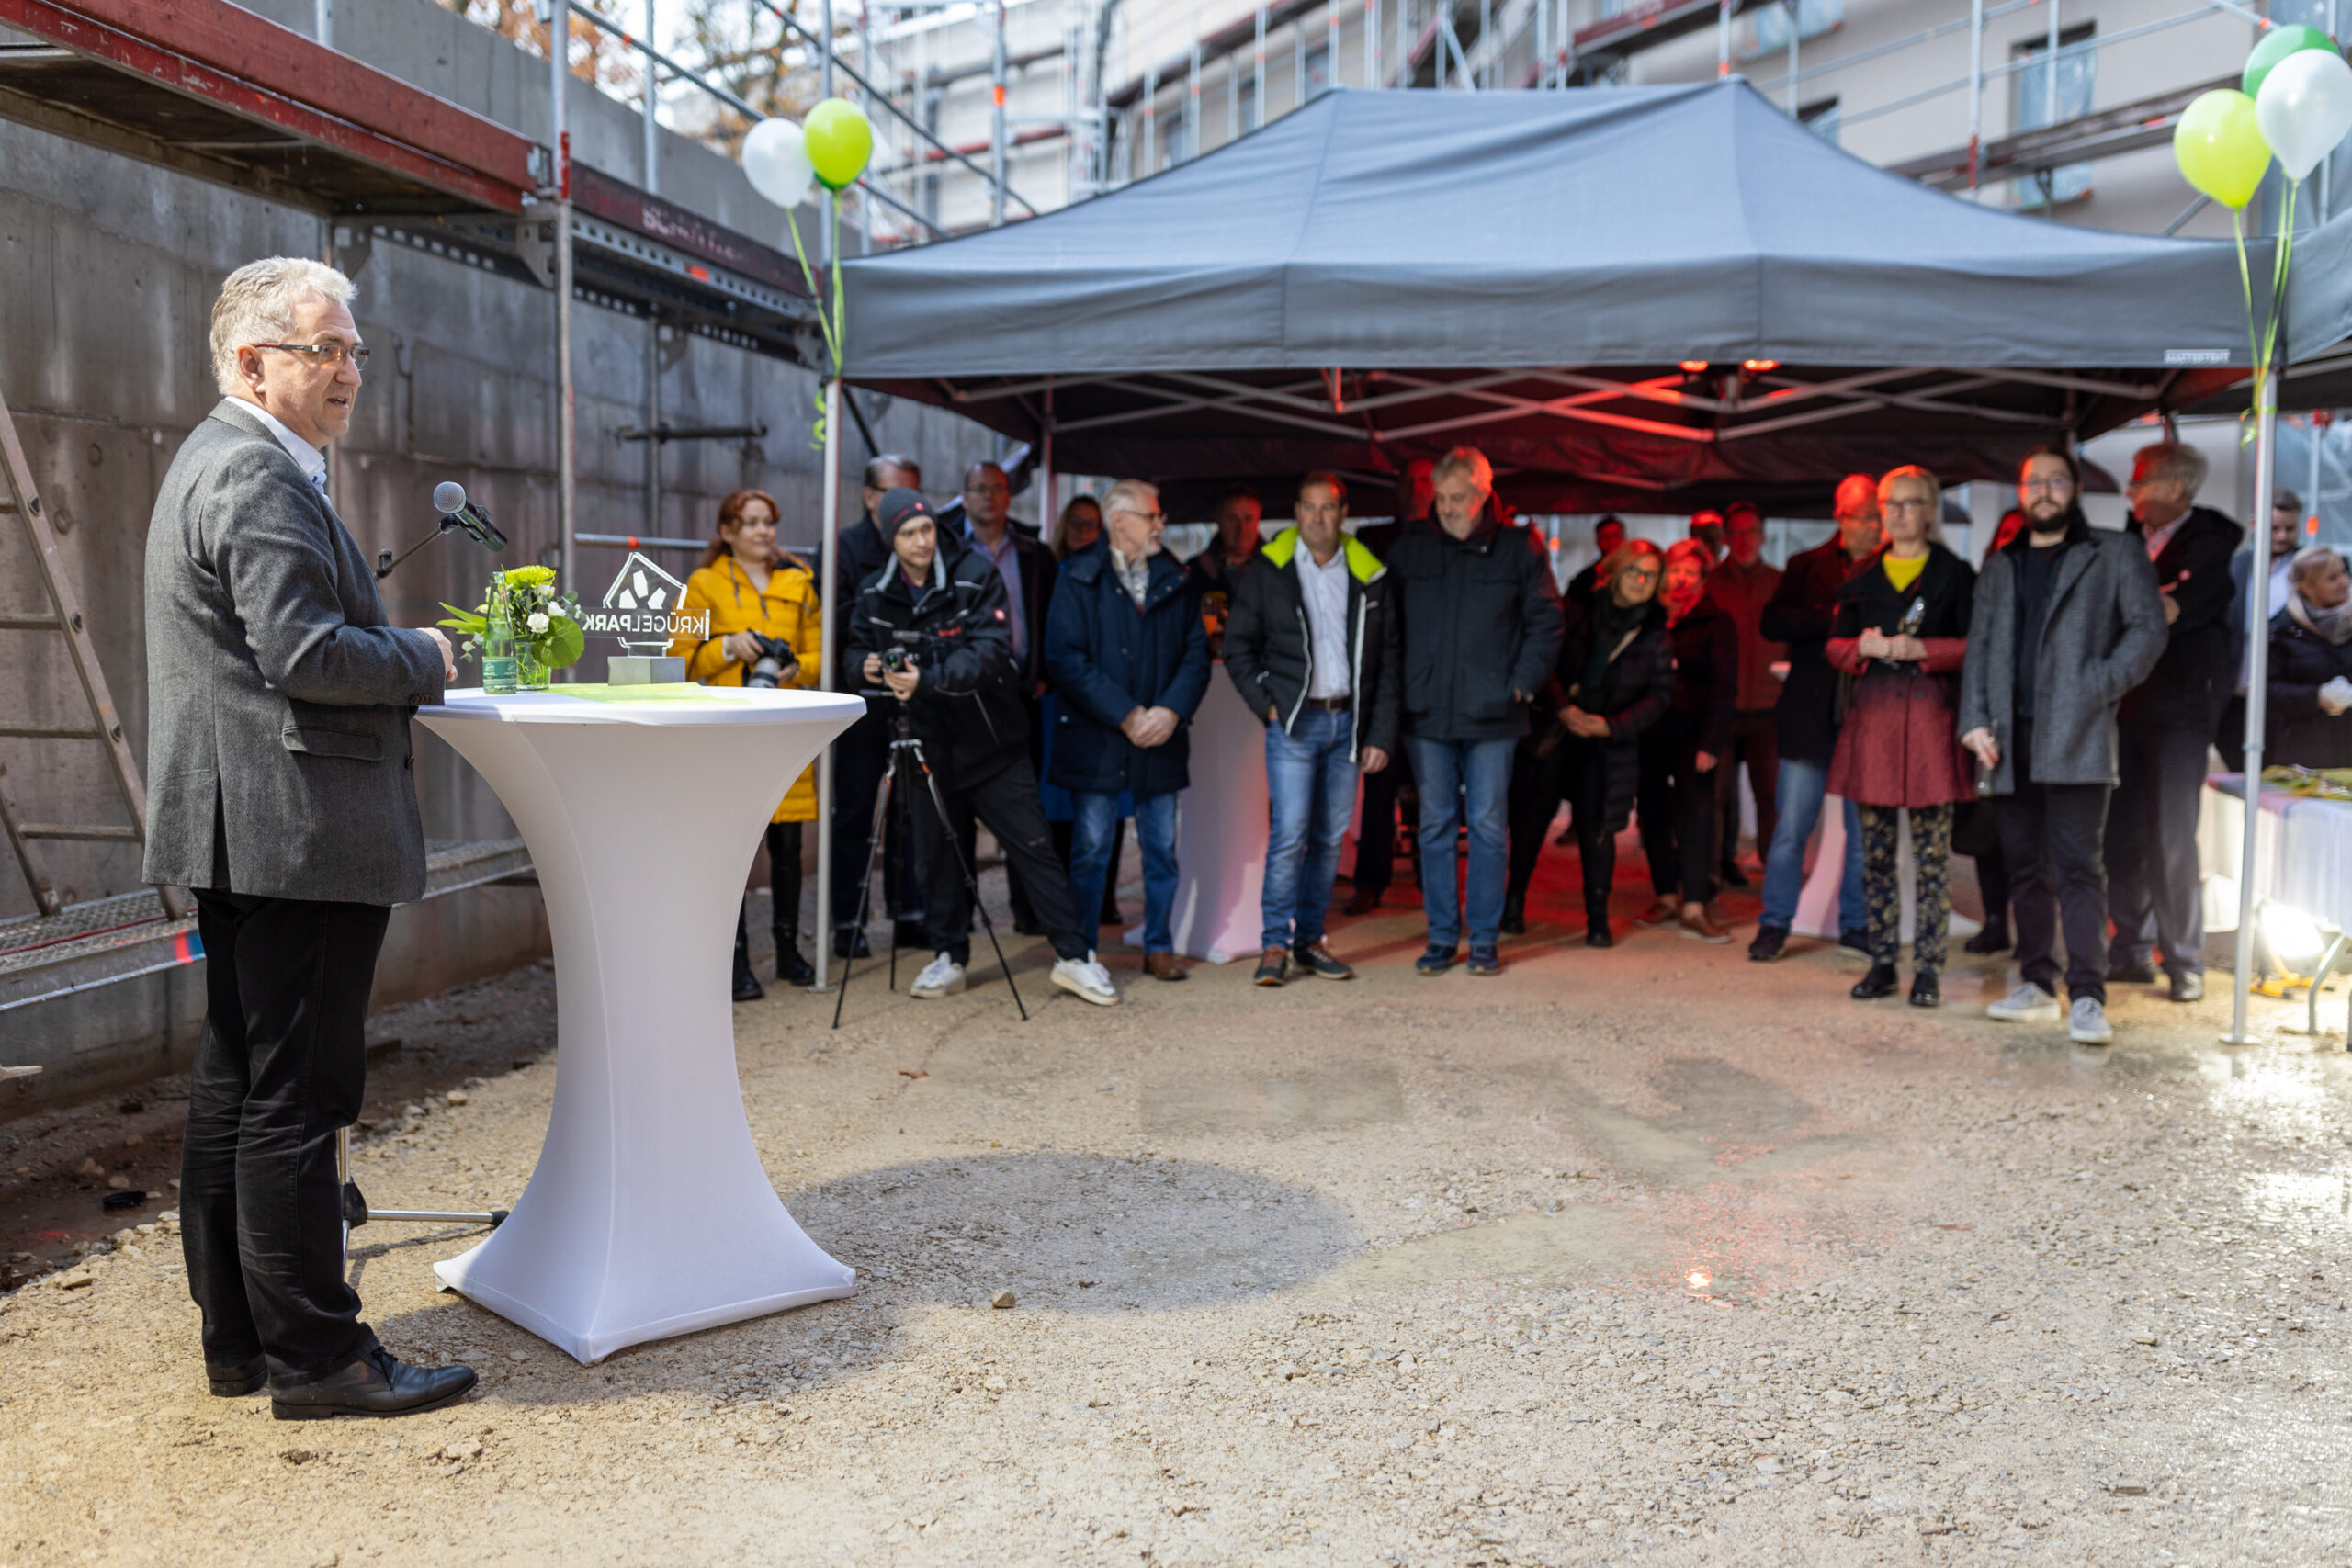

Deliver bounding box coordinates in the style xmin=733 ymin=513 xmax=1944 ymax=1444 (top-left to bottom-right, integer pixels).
xmin=1957 ymin=521 xmax=2166 ymax=793
xmin=142 ymin=400 xmax=446 ymax=905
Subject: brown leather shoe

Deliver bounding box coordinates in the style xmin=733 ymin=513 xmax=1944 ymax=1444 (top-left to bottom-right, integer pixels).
xmin=1677 ymin=904 xmax=1732 ymax=944
xmin=1146 ymin=952 xmax=1187 ymax=982
xmin=1634 ymin=897 xmax=1680 ymax=930
xmin=1253 ymin=946 xmax=1289 ymax=986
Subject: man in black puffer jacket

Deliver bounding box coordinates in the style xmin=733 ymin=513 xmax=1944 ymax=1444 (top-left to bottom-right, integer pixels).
xmin=847 ymin=490 xmax=1118 ymax=1008
xmin=1384 ymin=446 xmax=1564 ymax=977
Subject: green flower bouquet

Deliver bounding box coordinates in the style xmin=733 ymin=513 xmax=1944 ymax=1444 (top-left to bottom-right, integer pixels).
xmin=440 ymin=566 xmax=585 ymax=694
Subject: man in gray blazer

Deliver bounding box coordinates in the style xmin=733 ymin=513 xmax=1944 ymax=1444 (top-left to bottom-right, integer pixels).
xmin=145 ymin=257 xmax=473 ymax=1419
xmin=1959 ymin=446 xmax=2166 ymax=1047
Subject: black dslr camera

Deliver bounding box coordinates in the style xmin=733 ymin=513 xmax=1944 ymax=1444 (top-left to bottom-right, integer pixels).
xmin=743 ymin=633 xmax=799 ymax=690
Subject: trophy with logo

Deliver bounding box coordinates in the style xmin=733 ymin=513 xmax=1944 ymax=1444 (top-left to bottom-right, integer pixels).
xmin=579 ymin=550 xmax=710 ymax=683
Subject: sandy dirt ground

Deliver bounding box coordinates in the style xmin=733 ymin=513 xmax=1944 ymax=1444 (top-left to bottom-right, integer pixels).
xmin=3 ymin=843 xmax=2349 ymax=1567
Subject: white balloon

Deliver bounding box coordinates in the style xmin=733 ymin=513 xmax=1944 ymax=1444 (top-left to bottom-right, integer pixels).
xmin=2256 ymin=46 xmax=2352 ymax=182
xmin=741 ymin=117 xmax=814 ymax=209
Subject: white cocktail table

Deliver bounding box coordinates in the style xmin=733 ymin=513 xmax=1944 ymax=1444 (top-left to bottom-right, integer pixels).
xmin=415 ymin=683 xmax=865 ymax=1363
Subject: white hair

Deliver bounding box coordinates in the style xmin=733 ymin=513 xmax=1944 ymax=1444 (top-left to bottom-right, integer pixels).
xmin=1102 ymin=478 xmax=1159 ymax=518
xmin=2290 ymin=543 xmax=2343 ymax=589
xmin=1430 ymin=446 xmax=1493 ymax=493
xmin=209 ymin=257 xmax=356 ymax=395
xmin=2133 ymin=440 xmax=2210 ymax=498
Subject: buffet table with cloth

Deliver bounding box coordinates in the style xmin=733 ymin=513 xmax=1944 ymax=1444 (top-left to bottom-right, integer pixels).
xmin=1137 ymin=671 xmax=1267 ymax=963
xmin=2196 ymin=773 xmax=2352 ymax=936
xmin=416 ymin=684 xmax=865 ymax=1363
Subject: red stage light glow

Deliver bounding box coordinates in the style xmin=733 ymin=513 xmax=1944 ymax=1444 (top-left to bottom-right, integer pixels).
xmin=1741 ymin=358 xmax=1779 ymax=374
xmin=1678 ymin=359 xmax=1709 ymax=373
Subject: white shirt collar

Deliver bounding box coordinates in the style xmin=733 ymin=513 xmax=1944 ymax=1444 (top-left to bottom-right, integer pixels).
xmin=225 ymin=396 xmax=327 ymax=487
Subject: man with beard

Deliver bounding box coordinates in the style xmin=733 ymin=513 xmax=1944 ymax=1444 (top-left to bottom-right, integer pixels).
xmin=1960 ymin=447 xmax=2165 ymax=1045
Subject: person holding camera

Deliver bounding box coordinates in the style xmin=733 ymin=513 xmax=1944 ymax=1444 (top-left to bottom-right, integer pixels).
xmin=675 ymin=488 xmax=822 ymax=998
xmin=850 ymin=490 xmax=1121 ymax=1007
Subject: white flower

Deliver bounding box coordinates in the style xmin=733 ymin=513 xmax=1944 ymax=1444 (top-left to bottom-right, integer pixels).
xmin=526 ymin=612 xmax=549 ymax=634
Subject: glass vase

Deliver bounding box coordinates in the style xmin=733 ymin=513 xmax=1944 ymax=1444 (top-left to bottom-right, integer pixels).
xmin=516 ymin=647 xmax=552 ymax=692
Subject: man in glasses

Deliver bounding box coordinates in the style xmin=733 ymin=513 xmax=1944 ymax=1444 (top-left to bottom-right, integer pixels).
xmin=1960 ymin=446 xmax=2166 ymax=1045
xmin=1044 ymin=479 xmax=1211 ymax=979
xmin=142 ymin=257 xmax=473 ymax=1418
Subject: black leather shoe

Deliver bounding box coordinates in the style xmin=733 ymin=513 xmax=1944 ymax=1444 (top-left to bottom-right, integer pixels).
xmin=271 ymin=1346 xmax=477 ymax=1421
xmin=1962 ymin=923 xmax=2010 ymax=955
xmin=1343 ymin=887 xmax=1382 ymax=917
xmin=209 ymin=1355 xmax=266 ymax=1397
xmin=831 ymin=926 xmax=871 ymax=960
xmin=1585 ymin=924 xmax=1614 ymax=948
xmin=2168 ymin=970 xmax=2205 ymax=1003
xmin=2107 ymin=956 xmax=2158 ymax=985
xmin=1748 ymin=924 xmax=1789 ymax=962
xmin=1837 ymin=929 xmax=1871 ymax=960
xmin=1850 ymin=962 xmax=1899 ymax=999
xmin=772 ymin=932 xmax=816 ymax=987
xmin=1909 ymin=970 xmax=1940 ymax=1008
xmin=1499 ymin=895 xmax=1528 ymax=936
xmin=1718 ymin=862 xmax=1750 ymax=889
xmin=732 ymin=969 xmax=765 ymax=1002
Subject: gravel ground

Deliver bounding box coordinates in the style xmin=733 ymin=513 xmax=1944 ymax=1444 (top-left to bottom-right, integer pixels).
xmin=3 ymin=849 xmax=2349 ymax=1567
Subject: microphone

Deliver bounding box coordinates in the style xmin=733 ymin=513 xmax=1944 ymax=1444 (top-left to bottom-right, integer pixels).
xmin=433 ymin=481 xmax=508 ymax=551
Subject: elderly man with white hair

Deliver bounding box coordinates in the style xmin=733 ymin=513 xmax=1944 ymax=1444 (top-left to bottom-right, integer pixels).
xmin=2105 ymin=439 xmax=2242 ymax=1004
xmin=143 ymin=257 xmax=474 ymax=1419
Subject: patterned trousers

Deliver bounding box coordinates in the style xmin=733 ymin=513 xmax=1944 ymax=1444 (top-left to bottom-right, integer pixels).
xmin=1858 ymin=802 xmax=1954 ymax=972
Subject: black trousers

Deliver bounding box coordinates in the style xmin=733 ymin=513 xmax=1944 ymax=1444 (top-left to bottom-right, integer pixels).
xmin=2214 ymin=691 xmax=2249 ymax=774
xmin=831 ymin=709 xmax=918 ymax=931
xmin=1561 ymin=738 xmax=1619 ymax=914
xmin=1973 ymin=836 xmax=2011 ymax=932
xmin=734 ymin=819 xmax=804 ymax=973
xmin=912 ymin=754 xmax=1090 ymax=966
xmin=1351 ymin=744 xmax=1408 ymax=898
xmin=1994 ymin=719 xmax=2113 ymax=1004
xmin=1718 ymin=710 xmax=1779 ymax=871
xmin=2105 ymin=722 xmax=2210 ymax=979
xmin=1505 ymin=739 xmax=1566 ymax=908
xmin=1638 ymin=720 xmax=1717 ymax=906
xmin=182 ymin=890 xmax=388 ymax=1379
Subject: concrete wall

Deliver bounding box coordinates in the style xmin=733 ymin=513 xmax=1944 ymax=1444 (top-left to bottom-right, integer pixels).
xmin=0 ymin=0 xmax=1003 ymax=926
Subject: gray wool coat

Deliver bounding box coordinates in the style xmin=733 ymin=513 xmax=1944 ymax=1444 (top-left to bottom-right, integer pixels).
xmin=1956 ymin=522 xmax=2166 ymax=794
xmin=142 ymin=400 xmax=447 ymax=905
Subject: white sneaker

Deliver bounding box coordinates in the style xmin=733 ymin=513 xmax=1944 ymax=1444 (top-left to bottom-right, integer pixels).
xmin=2068 ymin=996 xmax=2114 ymax=1045
xmin=1984 ymin=981 xmax=2060 ymax=1022
xmin=910 ymin=953 xmax=965 ymax=998
xmin=1050 ymin=951 xmax=1121 ymax=1007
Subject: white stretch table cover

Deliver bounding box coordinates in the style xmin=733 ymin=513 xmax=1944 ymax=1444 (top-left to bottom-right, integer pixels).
xmin=416 ymin=685 xmax=865 ymax=1363
xmin=2197 ymin=775 xmax=2352 ymax=934
xmin=1143 ymin=672 xmax=1267 ymax=964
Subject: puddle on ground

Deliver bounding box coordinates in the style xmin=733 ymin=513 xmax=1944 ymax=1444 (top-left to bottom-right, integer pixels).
xmin=1141 ymin=1065 xmax=1405 ymax=1136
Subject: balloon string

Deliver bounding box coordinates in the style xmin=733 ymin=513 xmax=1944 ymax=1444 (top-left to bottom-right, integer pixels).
xmin=2262 ymin=179 xmax=2299 ymax=378
xmin=784 ymin=205 xmax=844 ymax=379
xmin=2234 ymin=205 xmax=2260 ymax=378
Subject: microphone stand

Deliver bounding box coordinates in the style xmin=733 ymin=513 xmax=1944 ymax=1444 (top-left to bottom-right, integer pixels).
xmin=376 ymin=518 xmax=462 ymax=581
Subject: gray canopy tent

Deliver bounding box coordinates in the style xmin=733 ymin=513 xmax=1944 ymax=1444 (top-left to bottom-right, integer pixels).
xmin=839 ymin=80 xmax=2352 ymax=517
xmin=820 ymin=80 xmax=2352 ymax=1041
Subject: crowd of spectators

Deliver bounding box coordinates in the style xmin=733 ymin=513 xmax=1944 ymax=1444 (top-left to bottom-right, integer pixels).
xmin=671 ymin=433 xmax=2308 ymax=1048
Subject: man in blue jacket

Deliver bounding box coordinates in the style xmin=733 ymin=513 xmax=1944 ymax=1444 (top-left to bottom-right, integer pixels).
xmin=1224 ymin=472 xmax=1398 ymax=986
xmin=1045 ymin=479 xmax=1213 ymax=980
xmin=1385 ymin=447 xmax=1565 ymax=976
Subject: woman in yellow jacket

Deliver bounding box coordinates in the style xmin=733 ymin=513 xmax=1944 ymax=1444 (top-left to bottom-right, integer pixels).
xmin=673 ymin=489 xmax=821 ymax=998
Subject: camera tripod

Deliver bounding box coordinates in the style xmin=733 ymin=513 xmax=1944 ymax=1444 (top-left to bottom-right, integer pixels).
xmin=833 ymin=705 xmax=1027 ymax=1027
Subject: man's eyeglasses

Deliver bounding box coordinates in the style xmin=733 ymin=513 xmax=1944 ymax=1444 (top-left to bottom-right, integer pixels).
xmin=1114 ymin=509 xmax=1166 ymax=524
xmin=253 ymin=341 xmax=370 ymax=370
xmin=2021 ymin=477 xmax=2073 ymax=495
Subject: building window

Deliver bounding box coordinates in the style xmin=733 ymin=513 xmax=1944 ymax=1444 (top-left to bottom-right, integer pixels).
xmin=1799 ymin=96 xmax=1841 ymax=147
xmin=2013 ymin=23 xmax=2095 ymax=209
xmin=1743 ymin=0 xmax=1845 ymax=62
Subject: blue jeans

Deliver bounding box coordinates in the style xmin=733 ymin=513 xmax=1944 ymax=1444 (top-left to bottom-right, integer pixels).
xmin=1405 ymin=736 xmax=1513 ymax=953
xmin=1261 ymin=706 xmax=1357 ymax=951
xmin=1070 ymin=790 xmax=1179 ymax=954
xmin=1758 ymin=756 xmax=1865 ymax=933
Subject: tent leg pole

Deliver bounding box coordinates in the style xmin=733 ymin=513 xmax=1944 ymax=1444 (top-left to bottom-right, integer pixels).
xmin=814 ymin=377 xmax=842 ymax=991
xmin=2227 ymin=380 xmax=2279 ymax=1046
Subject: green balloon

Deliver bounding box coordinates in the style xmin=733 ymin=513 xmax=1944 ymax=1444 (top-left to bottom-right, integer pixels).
xmin=2175 ymin=88 xmax=2271 ymax=209
xmin=2244 ymin=24 xmax=2339 ymax=99
xmin=804 ymin=98 xmax=875 ymax=193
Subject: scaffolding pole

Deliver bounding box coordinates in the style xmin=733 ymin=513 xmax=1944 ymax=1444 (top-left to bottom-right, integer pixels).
xmin=2227 ymin=386 xmax=2281 ymax=1045
xmin=1968 ymin=0 xmax=1984 ymax=192
xmin=549 ymin=1 xmax=577 ymax=598
xmin=814 ymin=378 xmax=842 ymax=989
xmin=1255 ymin=6 xmax=1268 ymax=127
xmin=642 ymin=0 xmax=659 ymax=194
xmin=992 ymin=0 xmax=1008 ymax=223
